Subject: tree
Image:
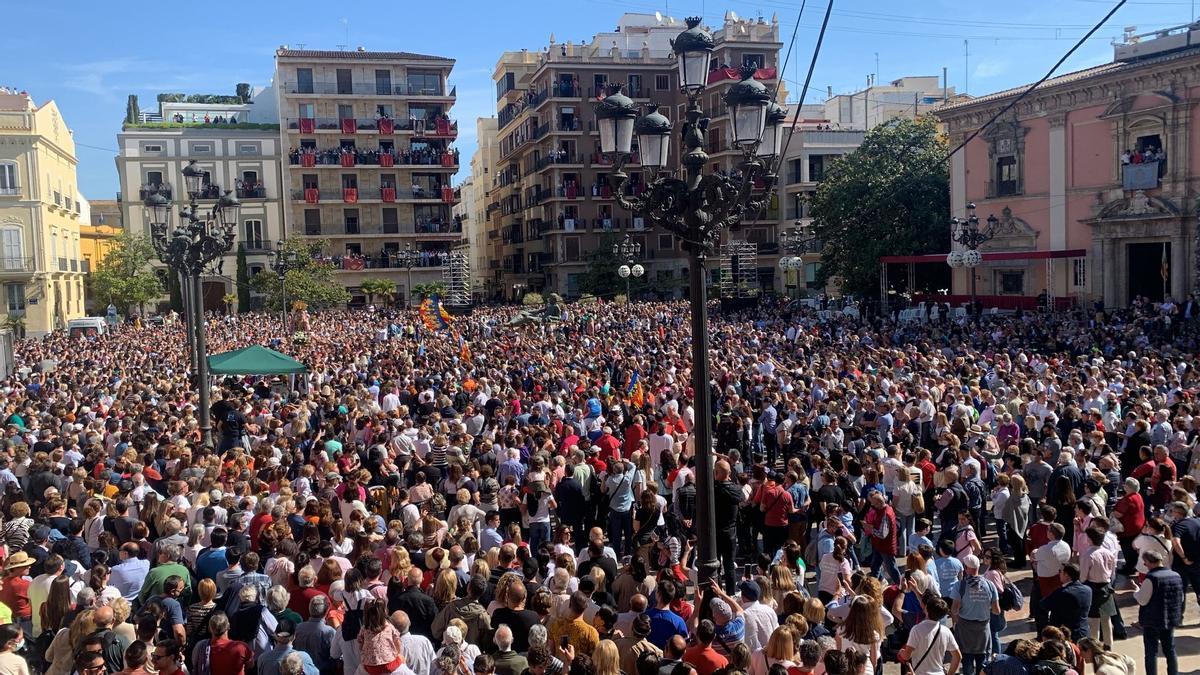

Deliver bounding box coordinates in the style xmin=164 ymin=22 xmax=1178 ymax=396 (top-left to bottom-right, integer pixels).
xmin=235 ymin=245 xmax=250 ymax=313
xmin=360 ymin=278 xmax=397 ymax=307
xmin=249 ymin=238 xmax=350 ymax=310
xmin=411 ymin=282 xmax=447 ymax=300
xmin=89 ymin=233 xmax=163 ymax=315
xmin=808 ymin=117 xmax=950 ymax=298
xmin=236 ymin=83 xmax=251 ymax=103
xmin=125 ymin=95 xmax=140 ymax=124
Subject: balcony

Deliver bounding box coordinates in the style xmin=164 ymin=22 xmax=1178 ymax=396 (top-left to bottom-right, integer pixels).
xmin=283 ymin=82 xmax=455 ymax=97
xmin=138 ymin=183 xmax=173 ymax=200
xmin=707 ymin=66 xmax=778 ymax=85
xmin=0 ymin=186 xmax=19 ymax=197
xmin=0 ymin=258 xmax=34 ymax=275
xmin=533 ymin=154 xmax=580 ymax=172
xmin=287 ymin=117 xmax=417 ymax=134
xmin=1122 ymin=160 xmax=1163 ymax=190
xmin=236 ymin=184 xmax=267 ymax=199
xmin=300 ymin=219 xmax=462 ymax=237
xmin=288 ymin=148 xmax=459 ymax=168
xmin=324 ymin=249 xmax=453 ymax=271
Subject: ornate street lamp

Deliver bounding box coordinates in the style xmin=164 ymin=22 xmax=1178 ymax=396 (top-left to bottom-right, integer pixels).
xmin=143 ymin=159 xmax=240 ymax=448
xmin=594 ymin=16 xmax=778 ymax=589
xmin=778 ymin=223 xmax=815 ymax=299
xmin=613 ymin=234 xmax=644 ymax=300
xmin=947 ymin=203 xmax=997 ymax=316
xmin=390 ymin=245 xmax=422 ymax=307
xmin=272 ymin=240 xmax=306 ymax=331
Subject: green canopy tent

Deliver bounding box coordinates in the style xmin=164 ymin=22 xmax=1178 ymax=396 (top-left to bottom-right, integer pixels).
xmin=207 ymin=345 xmax=307 ymax=375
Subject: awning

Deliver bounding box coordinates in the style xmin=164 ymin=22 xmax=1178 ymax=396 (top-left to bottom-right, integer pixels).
xmin=880 ymin=249 xmax=1087 ymax=264
xmin=207 ymin=345 xmax=308 ymax=375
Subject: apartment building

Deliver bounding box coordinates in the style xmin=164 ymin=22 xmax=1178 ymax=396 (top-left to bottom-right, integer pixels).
xmin=454 ymin=117 xmax=497 ymax=300
xmin=0 ymin=88 xmax=86 ymax=335
xmin=484 ymin=13 xmax=783 ymax=299
xmin=116 ymin=88 xmax=285 ymax=311
xmin=274 ymin=47 xmax=461 ymax=305
xmin=824 ymin=76 xmax=957 ymax=131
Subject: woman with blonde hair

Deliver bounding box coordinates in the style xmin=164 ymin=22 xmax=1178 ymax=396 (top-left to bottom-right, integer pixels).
xmin=183 ymin=523 xmax=206 ymax=567
xmin=46 ymin=608 xmax=96 ymax=675
xmin=486 ymin=572 xmax=522 ymax=614
xmin=748 ymin=626 xmax=797 ymax=675
xmin=431 ymin=569 xmax=458 ymax=609
xmin=837 ymin=596 xmax=884 ymax=675
xmin=593 ymin=640 xmax=621 ymax=675
xmin=768 ymin=565 xmax=796 ymax=609
xmin=110 ymin=597 xmax=136 ymax=643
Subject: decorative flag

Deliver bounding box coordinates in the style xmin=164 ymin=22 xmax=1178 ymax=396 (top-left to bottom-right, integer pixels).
xmin=627 ymin=370 xmax=640 ymax=394
xmin=458 ymin=333 xmax=471 ymax=361
xmin=418 ymin=295 xmax=453 ymax=331
xmin=630 ymin=382 xmax=645 ymax=408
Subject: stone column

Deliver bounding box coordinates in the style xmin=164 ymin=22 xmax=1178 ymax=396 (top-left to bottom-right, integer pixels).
xmin=1172 ymin=232 xmax=1187 ymax=301
xmin=1102 ymin=238 xmax=1117 ymax=309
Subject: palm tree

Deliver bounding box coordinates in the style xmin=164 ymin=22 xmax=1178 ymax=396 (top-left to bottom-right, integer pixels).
xmin=411 ymin=281 xmax=447 ymax=301
xmin=360 ymin=278 xmax=398 ymax=307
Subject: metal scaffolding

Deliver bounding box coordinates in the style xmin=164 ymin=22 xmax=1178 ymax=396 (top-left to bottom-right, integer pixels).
xmin=720 ymin=240 xmax=758 ymax=298
xmin=442 ymin=247 xmax=471 ymax=307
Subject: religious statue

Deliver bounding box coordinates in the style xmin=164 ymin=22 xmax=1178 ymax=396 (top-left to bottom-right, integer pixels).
xmin=508 ymin=293 xmax=565 ymax=326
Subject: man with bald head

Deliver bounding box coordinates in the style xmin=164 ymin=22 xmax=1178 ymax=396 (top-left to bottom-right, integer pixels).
xmin=713 ymin=459 xmax=744 ymax=591
xmin=391 ymin=567 xmax=437 ymax=640
xmin=390 ymin=611 xmax=434 ymax=675
xmin=490 ymin=625 xmax=528 ymax=675
xmin=90 ymin=604 xmax=130 ymax=673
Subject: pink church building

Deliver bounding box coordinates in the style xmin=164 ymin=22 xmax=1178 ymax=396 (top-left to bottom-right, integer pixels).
xmin=935 ymin=25 xmax=1200 ymax=309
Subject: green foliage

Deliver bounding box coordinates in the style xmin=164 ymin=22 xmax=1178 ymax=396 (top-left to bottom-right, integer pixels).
xmin=125 ymin=95 xmax=140 ymax=124
xmin=235 ymin=246 xmax=250 ymax=314
xmin=808 ymin=117 xmax=950 ymax=298
xmin=1 ymin=314 xmax=26 ymax=338
xmin=89 ymin=233 xmax=163 ymax=314
xmin=360 ymin=278 xmax=398 ymax=306
xmin=411 ymin=282 xmax=447 ymax=299
xmin=613 ymin=294 xmax=628 ymax=305
xmin=122 ymin=122 xmax=280 ymax=131
xmin=222 ymin=293 xmax=238 ymax=314
xmin=236 ymin=83 xmax=251 ymax=103
xmin=167 ymin=271 xmax=182 ymax=312
xmin=521 ymin=292 xmax=544 ymax=306
xmin=249 ymin=238 xmax=349 ymax=310
xmin=577 ymin=293 xmax=598 ymax=304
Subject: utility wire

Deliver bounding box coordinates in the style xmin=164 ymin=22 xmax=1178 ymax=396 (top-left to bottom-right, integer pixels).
xmin=769 ymin=1 xmax=834 ymax=179
xmin=772 ymin=0 xmax=807 ymax=113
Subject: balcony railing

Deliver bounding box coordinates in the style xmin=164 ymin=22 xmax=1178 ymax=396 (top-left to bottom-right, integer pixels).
xmin=287 ymin=117 xmax=415 ymax=133
xmin=236 ymin=184 xmax=267 ymax=199
xmin=301 ymin=220 xmax=463 ymax=236
xmin=288 ymin=148 xmax=459 ymax=167
xmin=0 ymin=258 xmax=34 ymax=273
xmin=1122 ymin=160 xmax=1163 ymax=190
xmin=139 ymin=183 xmax=172 ymax=200
xmin=283 ymin=82 xmax=454 ymax=97
xmin=322 ymin=250 xmax=454 ymax=271
xmin=0 ymin=187 xmax=19 ymax=197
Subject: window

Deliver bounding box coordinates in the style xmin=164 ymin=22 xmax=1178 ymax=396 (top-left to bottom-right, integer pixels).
xmin=998 ymin=271 xmax=1024 ymax=295
xmin=190 ymin=143 xmax=212 ymax=154
xmin=742 ymin=54 xmax=765 ymax=69
xmin=0 ymin=162 xmax=15 ymax=194
xmin=142 ymin=144 xmax=163 ymax=153
xmin=338 ymin=105 xmax=354 ymax=121
xmin=344 ymin=208 xmax=360 ymax=234
xmin=658 ymin=234 xmax=674 ymax=250
xmin=336 ymin=69 xmax=353 ymax=95
xmin=304 ymin=209 xmax=321 ymax=235
xmin=238 ymin=144 xmax=259 ymax=155
xmin=146 ymin=171 xmax=163 ymax=186
xmin=808 ymin=155 xmax=827 ymax=182
xmin=298 ymin=103 xmax=315 ymax=119
xmin=6 ymin=284 xmax=24 ymax=312
xmin=345 ymin=243 xmax=362 ymax=256
xmin=593 ymin=74 xmax=607 ymax=95
xmin=1072 ymin=258 xmax=1087 ymax=289
xmin=996 ymin=156 xmax=1018 ymax=196
xmin=497 ymin=72 xmax=517 ymax=100
xmin=1 ymin=228 xmax=22 ymax=267
xmin=243 ymin=220 xmax=264 ymax=250
xmin=804 ymin=262 xmax=820 ymax=287
xmin=564 ymin=236 xmax=581 ymax=262
xmin=655 ymin=74 xmax=670 ymax=91
xmin=407 ymin=71 xmax=443 ymax=95
xmin=382 ymin=208 xmax=399 ymax=233
xmin=296 ymin=68 xmax=314 ymax=94
xmin=375 ymin=69 xmax=393 ymax=95
xmin=376 ymin=104 xmax=393 ymax=118
xmin=628 ymin=74 xmax=643 ymax=97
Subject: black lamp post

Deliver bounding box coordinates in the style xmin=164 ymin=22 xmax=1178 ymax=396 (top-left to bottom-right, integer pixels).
xmin=778 ymin=223 xmax=815 ymax=299
xmin=390 ymin=245 xmax=421 ymax=307
xmin=271 ymin=240 xmax=305 ymax=331
xmin=144 ymin=159 xmax=240 ymax=448
xmin=946 ymin=202 xmax=997 ymax=316
xmin=613 ymin=234 xmax=644 ymax=300
xmin=594 ymin=16 xmax=781 ymax=588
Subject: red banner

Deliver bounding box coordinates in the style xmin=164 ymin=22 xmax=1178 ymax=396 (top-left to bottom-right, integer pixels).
xmin=300 ymin=154 xmax=316 ymax=167
xmin=343 ymin=188 xmax=358 ymax=203
xmin=441 ymin=153 xmax=454 ymax=167
xmin=706 ymin=66 xmax=778 ymax=85
xmin=304 ymin=188 xmax=319 ymax=203
xmin=343 ymin=258 xmax=365 ymax=271
xmin=341 ymin=118 xmax=357 ymax=134
xmin=299 ymin=118 xmax=315 ymax=133
xmin=382 ymin=187 xmax=396 ymax=202
xmin=441 ymin=186 xmax=454 ymax=203
xmin=378 ymin=118 xmax=394 ymax=134
xmin=380 ymin=153 xmax=394 ymax=167
xmin=340 ymin=153 xmax=356 ymax=167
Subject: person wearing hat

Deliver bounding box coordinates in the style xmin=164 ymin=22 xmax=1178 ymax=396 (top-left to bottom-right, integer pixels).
xmin=257 ymin=618 xmax=317 ymax=675
xmin=949 ymin=554 xmax=1000 ymax=675
xmin=615 ymin=613 xmax=661 ymax=675
xmin=0 ymin=551 xmax=34 ymax=637
xmin=736 ymin=579 xmax=778 ymax=653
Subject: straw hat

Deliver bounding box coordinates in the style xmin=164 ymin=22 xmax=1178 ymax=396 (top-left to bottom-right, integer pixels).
xmin=4 ymin=552 xmax=35 ymax=572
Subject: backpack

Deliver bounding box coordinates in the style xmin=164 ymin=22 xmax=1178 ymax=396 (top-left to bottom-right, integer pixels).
xmin=26 ymin=628 xmax=56 ymax=674
xmin=963 ymin=479 xmax=984 ymax=511
xmin=999 ymin=578 xmax=1024 ymax=611
xmin=341 ymin=592 xmax=367 ymax=641
xmin=911 ymin=490 xmax=925 ymax=515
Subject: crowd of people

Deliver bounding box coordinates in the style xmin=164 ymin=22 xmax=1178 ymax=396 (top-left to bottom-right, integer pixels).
xmin=0 ymin=296 xmax=1196 ymax=675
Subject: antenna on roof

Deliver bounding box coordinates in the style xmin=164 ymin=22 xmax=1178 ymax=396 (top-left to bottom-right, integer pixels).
xmin=295 ymin=43 xmax=306 ymax=50
xmin=338 ymin=18 xmax=350 ymax=51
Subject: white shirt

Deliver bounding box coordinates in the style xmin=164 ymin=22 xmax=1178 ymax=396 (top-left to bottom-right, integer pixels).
xmin=1034 ymin=540 xmax=1071 ymax=578
xmin=739 ymin=600 xmax=778 ymax=652
xmin=904 ymin=620 xmax=959 ymax=675
xmin=401 ymin=633 xmax=435 ymax=675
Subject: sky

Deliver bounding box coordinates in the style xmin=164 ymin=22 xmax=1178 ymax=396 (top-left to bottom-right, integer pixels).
xmin=4 ymin=0 xmax=1193 ymax=199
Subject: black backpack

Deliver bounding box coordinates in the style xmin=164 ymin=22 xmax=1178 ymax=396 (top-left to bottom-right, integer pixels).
xmin=341 ymin=592 xmax=366 ymax=641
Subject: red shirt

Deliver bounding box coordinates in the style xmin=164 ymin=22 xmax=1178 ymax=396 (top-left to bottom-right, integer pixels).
xmin=209 ymin=636 xmax=252 ymax=675
xmin=288 ymin=586 xmax=325 ymax=620
xmin=622 ymin=424 xmax=647 ymax=458
xmin=754 ymin=484 xmax=794 ymax=527
xmin=1026 ymin=521 xmax=1051 ymax=556
xmin=682 ymin=645 xmax=728 ymax=675
xmin=0 ymin=575 xmax=30 ymax=619
xmin=916 ymin=460 xmax=936 ymax=489
xmin=248 ymin=513 xmax=273 ymax=550
xmin=1114 ymin=493 xmax=1146 ymax=539
xmin=594 ymin=433 xmax=621 ymax=463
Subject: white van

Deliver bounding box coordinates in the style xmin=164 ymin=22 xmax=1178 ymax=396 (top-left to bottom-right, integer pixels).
xmin=66 ymin=317 xmax=108 ymax=338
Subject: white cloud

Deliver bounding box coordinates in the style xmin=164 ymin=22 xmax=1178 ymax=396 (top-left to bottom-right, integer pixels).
xmin=972 ymin=59 xmax=1008 ymax=80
